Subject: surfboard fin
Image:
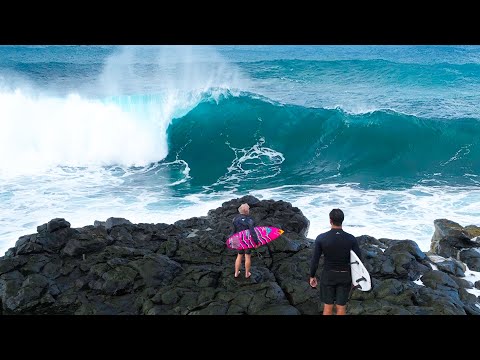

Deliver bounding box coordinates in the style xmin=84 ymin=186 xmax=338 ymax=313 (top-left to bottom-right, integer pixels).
xmin=355 ymin=276 xmax=367 ymax=283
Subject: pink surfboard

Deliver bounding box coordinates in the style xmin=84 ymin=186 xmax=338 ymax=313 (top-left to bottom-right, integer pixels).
xmin=226 ymin=226 xmax=284 ymax=250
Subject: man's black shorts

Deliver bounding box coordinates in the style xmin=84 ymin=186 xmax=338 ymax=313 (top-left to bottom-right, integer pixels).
xmin=238 ymin=248 xmax=252 ymax=255
xmin=320 ymin=270 xmax=352 ymax=306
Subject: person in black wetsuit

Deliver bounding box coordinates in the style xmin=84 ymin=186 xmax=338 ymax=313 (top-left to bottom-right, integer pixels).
xmin=309 ymin=208 xmax=361 ymax=315
xmin=232 ymin=203 xmax=260 ymax=279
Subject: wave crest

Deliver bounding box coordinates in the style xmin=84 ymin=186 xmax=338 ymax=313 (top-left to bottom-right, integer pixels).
xmin=165 ymin=94 xmax=480 ymax=188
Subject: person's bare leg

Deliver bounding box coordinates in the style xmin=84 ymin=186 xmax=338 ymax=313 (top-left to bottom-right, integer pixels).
xmin=336 ymin=305 xmax=346 ymax=315
xmin=235 ymin=254 xmax=243 ymax=277
xmin=323 ymin=304 xmax=334 ymax=315
xmin=245 ymin=254 xmax=252 ymax=278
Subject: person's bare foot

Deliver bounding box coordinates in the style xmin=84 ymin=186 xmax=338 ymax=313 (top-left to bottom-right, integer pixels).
xmin=234 ymin=271 xmax=241 ymax=278
xmin=245 ymin=271 xmax=251 ymax=279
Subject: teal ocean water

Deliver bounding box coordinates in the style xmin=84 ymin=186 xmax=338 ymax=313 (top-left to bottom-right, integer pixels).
xmin=0 ymin=45 xmax=479 ymax=254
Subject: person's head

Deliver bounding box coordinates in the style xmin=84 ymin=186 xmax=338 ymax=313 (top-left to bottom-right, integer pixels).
xmin=238 ymin=203 xmax=250 ymax=215
xmin=329 ymin=208 xmax=344 ymax=227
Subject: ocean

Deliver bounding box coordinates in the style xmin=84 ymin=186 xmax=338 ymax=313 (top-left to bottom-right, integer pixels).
xmin=1 ymin=45 xmax=479 ymax=255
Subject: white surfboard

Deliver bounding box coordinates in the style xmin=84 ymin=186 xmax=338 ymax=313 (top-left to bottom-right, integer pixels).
xmin=350 ymin=250 xmax=371 ymax=291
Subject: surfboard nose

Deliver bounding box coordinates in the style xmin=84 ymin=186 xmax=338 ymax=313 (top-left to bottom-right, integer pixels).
xmin=279 ymin=229 xmax=284 ymax=235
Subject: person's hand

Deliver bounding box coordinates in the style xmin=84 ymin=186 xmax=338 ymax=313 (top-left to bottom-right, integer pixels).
xmin=309 ymin=277 xmax=317 ymax=288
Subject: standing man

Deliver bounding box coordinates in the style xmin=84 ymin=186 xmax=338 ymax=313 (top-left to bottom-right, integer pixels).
xmin=233 ymin=203 xmax=260 ymax=279
xmin=309 ymin=209 xmax=361 ymax=315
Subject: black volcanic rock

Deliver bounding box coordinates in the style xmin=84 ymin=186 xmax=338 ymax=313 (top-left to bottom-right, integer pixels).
xmin=0 ymin=197 xmax=479 ymax=315
xmin=105 ymin=218 xmax=133 ymax=230
xmin=435 ymin=259 xmax=466 ymax=277
xmin=459 ymin=249 xmax=480 ymax=272
xmin=430 ymin=219 xmax=480 ymax=258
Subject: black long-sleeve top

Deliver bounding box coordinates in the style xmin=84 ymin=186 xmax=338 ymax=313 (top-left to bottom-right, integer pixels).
xmin=232 ymin=214 xmax=260 ymax=245
xmin=309 ymin=228 xmax=361 ymax=277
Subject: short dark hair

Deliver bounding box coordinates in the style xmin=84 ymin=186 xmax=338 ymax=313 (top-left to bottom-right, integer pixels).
xmin=329 ymin=209 xmax=344 ymax=226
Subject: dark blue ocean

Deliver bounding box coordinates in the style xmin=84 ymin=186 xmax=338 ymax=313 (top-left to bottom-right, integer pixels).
xmin=1 ymin=45 xmax=479 ymax=254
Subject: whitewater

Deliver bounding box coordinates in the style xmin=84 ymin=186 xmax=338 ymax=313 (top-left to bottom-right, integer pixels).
xmin=0 ymin=45 xmax=479 ymax=255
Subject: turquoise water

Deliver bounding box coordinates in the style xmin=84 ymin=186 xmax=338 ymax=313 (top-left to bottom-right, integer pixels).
xmin=0 ymin=45 xmax=479 ymax=254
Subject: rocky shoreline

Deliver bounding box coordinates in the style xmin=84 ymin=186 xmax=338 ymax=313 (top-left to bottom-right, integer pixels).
xmin=1 ymin=196 xmax=479 ymax=315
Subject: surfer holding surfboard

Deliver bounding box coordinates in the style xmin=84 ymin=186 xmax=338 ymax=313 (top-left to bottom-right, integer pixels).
xmin=232 ymin=203 xmax=260 ymax=279
xmin=309 ymin=209 xmax=364 ymax=315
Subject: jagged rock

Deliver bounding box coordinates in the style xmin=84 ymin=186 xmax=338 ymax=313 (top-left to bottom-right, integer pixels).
xmin=254 ymin=304 xmax=301 ymax=315
xmin=431 ymin=219 xmax=480 ymax=258
xmin=94 ymin=220 xmax=106 ymax=228
xmin=459 ymin=288 xmax=477 ymax=304
xmin=384 ymin=240 xmax=426 ymax=261
xmin=421 ymin=270 xmax=459 ymax=292
xmin=46 ymin=218 xmax=71 ymax=233
xmin=464 ymin=305 xmax=480 ymax=316
xmin=432 ymin=219 xmax=470 ymax=241
xmin=435 ymin=259 xmax=466 ymax=277
xmin=130 ymin=254 xmax=182 ymax=288
xmin=4 ymin=274 xmax=49 ymax=313
xmin=451 ymin=276 xmax=473 ymax=289
xmin=100 ymin=266 xmax=138 ymax=295
xmin=0 ymin=198 xmax=478 ymax=315
xmin=459 ymin=249 xmax=480 ymax=272
xmin=4 ymin=248 xmax=15 ymax=258
xmin=0 ymin=271 xmax=25 ymax=310
xmin=35 ymin=222 xmax=76 ymax=252
xmin=21 ymin=254 xmax=51 ymax=275
xmin=105 ymin=217 xmax=132 ymax=230
xmin=358 ymin=238 xmax=430 ymax=281
xmin=63 ymin=237 xmax=109 ymax=257
xmin=0 ymin=257 xmax=28 ymax=275
xmin=15 ymin=235 xmax=45 ymax=255
xmin=465 ymin=225 xmax=480 ymax=239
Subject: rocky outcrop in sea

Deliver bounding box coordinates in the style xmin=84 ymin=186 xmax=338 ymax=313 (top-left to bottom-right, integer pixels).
xmin=1 ymin=196 xmax=479 ymax=315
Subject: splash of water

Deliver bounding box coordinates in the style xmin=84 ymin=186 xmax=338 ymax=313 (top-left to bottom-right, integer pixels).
xmin=0 ymin=46 xmax=251 ymax=176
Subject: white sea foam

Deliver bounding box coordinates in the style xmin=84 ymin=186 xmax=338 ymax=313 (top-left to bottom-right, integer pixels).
xmin=464 ymin=265 xmax=480 ymax=298
xmin=2 ymin=181 xmax=479 ymax=256
xmin=0 ymin=90 xmax=168 ymax=176
xmin=249 ymin=184 xmax=480 ymax=251
xmin=0 ymin=45 xmax=251 ymax=177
